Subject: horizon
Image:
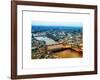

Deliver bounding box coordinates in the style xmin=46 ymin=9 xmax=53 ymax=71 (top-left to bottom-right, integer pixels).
xmin=32 ymin=21 xmax=82 ymax=28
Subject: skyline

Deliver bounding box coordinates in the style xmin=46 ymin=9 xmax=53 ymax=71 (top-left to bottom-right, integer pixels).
xmin=32 ymin=21 xmax=82 ymax=27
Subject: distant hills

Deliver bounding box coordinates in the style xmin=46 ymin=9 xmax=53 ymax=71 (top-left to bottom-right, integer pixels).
xmin=32 ymin=25 xmax=82 ymax=33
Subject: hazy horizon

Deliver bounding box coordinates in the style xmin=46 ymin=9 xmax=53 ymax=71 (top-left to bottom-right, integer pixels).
xmin=32 ymin=21 xmax=82 ymax=27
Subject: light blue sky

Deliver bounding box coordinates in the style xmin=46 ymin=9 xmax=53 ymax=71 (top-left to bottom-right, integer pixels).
xmin=32 ymin=21 xmax=82 ymax=27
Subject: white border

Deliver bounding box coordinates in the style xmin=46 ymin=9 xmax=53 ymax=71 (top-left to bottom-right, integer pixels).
xmin=17 ymin=5 xmax=94 ymax=75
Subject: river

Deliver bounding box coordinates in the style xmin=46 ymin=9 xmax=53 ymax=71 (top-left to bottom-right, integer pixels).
xmin=34 ymin=36 xmax=57 ymax=45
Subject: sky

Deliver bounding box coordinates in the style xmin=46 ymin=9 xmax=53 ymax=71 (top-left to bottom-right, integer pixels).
xmin=32 ymin=21 xmax=82 ymax=27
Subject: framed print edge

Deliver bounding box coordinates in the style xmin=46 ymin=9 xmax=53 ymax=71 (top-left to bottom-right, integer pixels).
xmin=94 ymin=5 xmax=98 ymax=74
xmin=11 ymin=0 xmax=97 ymax=79
xmin=11 ymin=1 xmax=17 ymax=79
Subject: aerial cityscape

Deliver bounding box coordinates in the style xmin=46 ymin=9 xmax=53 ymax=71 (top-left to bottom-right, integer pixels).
xmin=31 ymin=23 xmax=83 ymax=59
